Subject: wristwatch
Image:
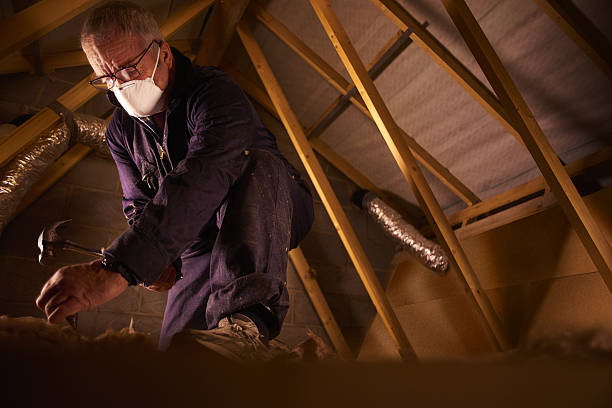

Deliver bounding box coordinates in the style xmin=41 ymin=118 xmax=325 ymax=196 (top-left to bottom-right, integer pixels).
xmin=100 ymin=251 xmax=138 ymax=286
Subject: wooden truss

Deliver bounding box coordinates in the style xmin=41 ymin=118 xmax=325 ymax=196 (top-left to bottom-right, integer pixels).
xmin=4 ymin=0 xmax=611 ymax=359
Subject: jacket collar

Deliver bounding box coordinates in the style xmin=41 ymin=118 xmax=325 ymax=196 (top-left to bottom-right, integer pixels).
xmin=106 ymin=46 xmax=196 ymax=110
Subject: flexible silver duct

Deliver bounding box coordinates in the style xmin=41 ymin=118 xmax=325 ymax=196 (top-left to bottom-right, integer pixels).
xmin=360 ymin=191 xmax=449 ymax=275
xmin=0 ymin=114 xmax=110 ymax=233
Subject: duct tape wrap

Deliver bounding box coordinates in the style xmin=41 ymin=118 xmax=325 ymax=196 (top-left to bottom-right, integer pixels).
xmin=361 ymin=192 xmax=449 ymax=275
xmin=0 ymin=124 xmax=70 ymax=231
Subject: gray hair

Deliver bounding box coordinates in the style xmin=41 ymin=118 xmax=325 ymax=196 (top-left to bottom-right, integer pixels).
xmin=81 ymin=1 xmax=163 ymax=47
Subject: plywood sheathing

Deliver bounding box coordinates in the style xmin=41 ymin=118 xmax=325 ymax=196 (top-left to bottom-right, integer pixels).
xmin=359 ymin=186 xmax=612 ymax=360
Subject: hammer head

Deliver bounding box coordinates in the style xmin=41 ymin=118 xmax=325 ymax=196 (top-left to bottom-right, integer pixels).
xmin=38 ymin=219 xmax=72 ymax=266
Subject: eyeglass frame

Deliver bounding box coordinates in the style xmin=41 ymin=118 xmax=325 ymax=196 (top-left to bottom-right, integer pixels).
xmin=88 ymin=39 xmax=162 ymax=90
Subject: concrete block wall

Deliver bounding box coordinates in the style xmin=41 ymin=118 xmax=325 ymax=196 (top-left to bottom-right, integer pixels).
xmin=0 ymin=67 xmax=400 ymax=356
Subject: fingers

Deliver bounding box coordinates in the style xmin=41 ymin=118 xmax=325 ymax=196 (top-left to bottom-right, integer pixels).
xmin=44 ymin=291 xmax=69 ymax=318
xmin=35 ymin=278 xmax=61 ymax=311
xmin=47 ymin=297 xmax=85 ymax=324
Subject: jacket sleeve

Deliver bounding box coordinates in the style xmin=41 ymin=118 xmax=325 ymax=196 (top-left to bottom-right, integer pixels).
xmin=105 ymin=112 xmax=153 ymax=228
xmin=104 ymin=72 xmax=254 ymax=285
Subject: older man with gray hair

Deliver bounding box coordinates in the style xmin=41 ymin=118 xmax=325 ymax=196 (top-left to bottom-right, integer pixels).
xmin=36 ymin=1 xmax=313 ymax=355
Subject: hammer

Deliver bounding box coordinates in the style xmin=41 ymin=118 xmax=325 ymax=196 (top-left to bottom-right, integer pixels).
xmin=37 ymin=219 xmax=103 ymax=266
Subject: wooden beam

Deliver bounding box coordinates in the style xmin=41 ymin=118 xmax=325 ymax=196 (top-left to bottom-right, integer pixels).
xmin=0 ymin=0 xmax=101 ymax=60
xmin=369 ymin=0 xmax=525 ymax=147
xmin=161 ymin=0 xmax=216 ymax=39
xmin=220 ymin=62 xmax=280 ymax=119
xmin=250 ymin=2 xmax=479 ymax=205
xmin=534 ymin=0 xmax=612 ymax=80
xmin=310 ymin=0 xmax=509 ymax=351
xmin=0 ymin=0 xmax=214 ymax=170
xmin=195 ymin=0 xmax=250 ymax=66
xmin=288 ymin=247 xmax=353 ymax=360
xmin=440 ymin=0 xmax=612 ymax=292
xmin=220 ymin=61 xmax=409 ymax=221
xmin=447 ymin=146 xmax=612 ymax=227
xmin=307 ymin=29 xmax=405 ymax=139
xmin=0 ymin=40 xmax=198 ymax=75
xmin=248 ymin=2 xmax=370 ymax=116
xmin=237 ymin=19 xmax=417 ymax=360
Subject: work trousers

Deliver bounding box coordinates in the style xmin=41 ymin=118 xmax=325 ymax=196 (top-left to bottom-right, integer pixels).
xmin=158 ymin=149 xmax=313 ymax=350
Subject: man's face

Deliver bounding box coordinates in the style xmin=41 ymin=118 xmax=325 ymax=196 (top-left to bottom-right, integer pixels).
xmin=82 ymin=32 xmax=173 ymax=92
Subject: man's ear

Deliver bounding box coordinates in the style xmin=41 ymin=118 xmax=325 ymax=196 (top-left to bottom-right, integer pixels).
xmin=160 ymin=40 xmax=173 ymax=69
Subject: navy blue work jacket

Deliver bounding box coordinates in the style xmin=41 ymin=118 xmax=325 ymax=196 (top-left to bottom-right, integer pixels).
xmin=103 ymin=48 xmax=307 ymax=285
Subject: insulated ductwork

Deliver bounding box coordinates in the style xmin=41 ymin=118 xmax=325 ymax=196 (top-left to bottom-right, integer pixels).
xmin=355 ymin=190 xmax=449 ymax=275
xmin=0 ymin=114 xmax=109 ymax=233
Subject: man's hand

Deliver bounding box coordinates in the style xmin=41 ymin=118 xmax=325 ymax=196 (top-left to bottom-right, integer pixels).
xmin=141 ymin=264 xmax=177 ymax=292
xmin=36 ymin=260 xmax=128 ymax=323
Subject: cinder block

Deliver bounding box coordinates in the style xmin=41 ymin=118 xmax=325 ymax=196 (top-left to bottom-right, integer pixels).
xmin=345 ymin=207 xmax=368 ymax=241
xmin=60 ymin=154 xmax=119 ymax=193
xmin=0 ymin=256 xmax=50 ymax=303
xmin=291 ymin=290 xmax=321 ymax=326
xmin=132 ymin=315 xmax=163 ymax=343
xmin=0 ymin=215 xmax=52 ymax=260
xmin=79 ymin=310 xmax=132 ymax=339
xmin=315 ymin=262 xmax=368 ymax=297
xmin=66 ymin=187 xmax=126 ymax=230
xmin=299 ymin=231 xmax=349 ymax=268
xmin=97 ymin=286 xmax=140 ymax=313
xmin=310 ymin=201 xmax=335 ymax=234
xmin=17 ymin=182 xmax=71 ymax=222
xmin=138 ymin=287 xmax=168 ymax=316
xmin=325 ymin=294 xmax=376 ymax=328
xmin=362 ymin=239 xmax=396 ymax=272
xmin=286 ymin=260 xmax=304 ymax=291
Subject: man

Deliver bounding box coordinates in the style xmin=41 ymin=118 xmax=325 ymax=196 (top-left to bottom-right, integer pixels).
xmin=36 ymin=1 xmax=313 ymax=352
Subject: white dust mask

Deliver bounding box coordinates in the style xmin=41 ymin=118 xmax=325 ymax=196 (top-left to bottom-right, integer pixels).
xmin=112 ymin=44 xmax=165 ymax=118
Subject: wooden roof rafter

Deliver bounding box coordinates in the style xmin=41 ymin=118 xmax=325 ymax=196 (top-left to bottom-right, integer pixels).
xmin=249 ymin=1 xmax=480 ymax=206
xmin=237 ymin=19 xmax=418 ymax=360
xmin=369 ymin=0 xmax=527 ymax=148
xmin=534 ymin=0 xmax=612 ymax=81
xmin=440 ymin=0 xmax=612 ymax=293
xmin=309 ymin=0 xmax=511 ymax=352
xmin=0 ymin=0 xmax=103 ymax=60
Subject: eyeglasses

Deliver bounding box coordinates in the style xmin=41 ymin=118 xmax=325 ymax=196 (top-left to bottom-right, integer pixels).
xmin=89 ymin=40 xmax=160 ymax=90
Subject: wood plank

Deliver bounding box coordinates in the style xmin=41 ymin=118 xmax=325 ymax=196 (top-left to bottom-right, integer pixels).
xmin=13 ymin=144 xmax=93 ymax=218
xmin=306 ymin=29 xmax=404 ymax=139
xmin=455 ymin=191 xmax=557 ymax=240
xmin=0 ymin=40 xmax=198 ymax=74
xmin=220 ymin=61 xmax=390 ymax=199
xmin=0 ymin=0 xmax=101 ymax=60
xmin=310 ymin=0 xmax=509 ymax=351
xmin=0 ymin=108 xmax=60 ymax=169
xmin=308 ymin=137 xmax=385 ymax=197
xmin=248 ymin=1 xmax=370 ymax=116
xmin=251 ymin=2 xmax=479 ymax=205
xmin=195 ymin=0 xmax=250 ymax=65
xmin=0 ymin=54 xmax=31 ymax=74
xmin=447 ymin=146 xmax=612 ymax=227
xmin=220 ymin=62 xmax=280 ymax=119
xmin=237 ymin=19 xmax=417 ymax=360
xmin=534 ymin=0 xmax=612 ymax=80
xmin=369 ymin=0 xmax=525 ymax=147
xmin=441 ymin=0 xmax=612 ymax=293
xmin=0 ymin=0 xmax=213 ymax=172
xmin=160 ymin=0 xmax=216 ymax=39
xmin=288 ymin=247 xmax=354 ymax=360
